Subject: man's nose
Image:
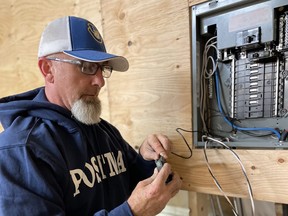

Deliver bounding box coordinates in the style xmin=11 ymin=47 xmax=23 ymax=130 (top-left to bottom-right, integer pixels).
xmin=91 ymin=70 xmax=105 ymax=88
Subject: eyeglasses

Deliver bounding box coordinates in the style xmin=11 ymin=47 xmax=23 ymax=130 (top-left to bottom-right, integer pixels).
xmin=46 ymin=57 xmax=113 ymax=78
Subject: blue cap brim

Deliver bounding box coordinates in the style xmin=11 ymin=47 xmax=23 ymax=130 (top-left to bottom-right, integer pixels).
xmin=64 ymin=50 xmax=129 ymax=72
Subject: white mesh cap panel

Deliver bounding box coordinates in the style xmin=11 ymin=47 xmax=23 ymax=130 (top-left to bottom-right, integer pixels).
xmin=38 ymin=17 xmax=72 ymax=57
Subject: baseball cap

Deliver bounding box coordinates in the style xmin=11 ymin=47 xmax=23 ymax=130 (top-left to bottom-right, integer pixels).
xmin=38 ymin=16 xmax=129 ymax=72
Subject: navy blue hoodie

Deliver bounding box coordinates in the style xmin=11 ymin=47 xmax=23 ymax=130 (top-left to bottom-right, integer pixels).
xmin=0 ymin=87 xmax=155 ymax=216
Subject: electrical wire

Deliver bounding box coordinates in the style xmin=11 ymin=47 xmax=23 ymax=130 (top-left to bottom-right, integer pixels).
xmin=205 ymin=101 xmax=279 ymax=138
xmin=199 ymin=36 xmax=218 ymax=133
xmin=200 ymin=35 xmax=281 ymax=139
xmin=216 ymin=195 xmax=224 ymax=216
xmin=198 ymin=35 xmax=281 ymax=216
xmin=209 ymin=195 xmax=217 ymax=216
xmin=214 ymin=69 xmax=281 ymax=139
xmin=203 ymin=37 xmax=219 ymax=79
xmin=238 ymin=130 xmax=274 ymax=138
xmin=198 ymin=32 xmax=283 ymax=216
xmin=206 ymin=110 xmax=275 ymax=138
xmin=171 ymin=128 xmax=194 ymax=159
xmin=203 ymin=136 xmax=255 ymax=216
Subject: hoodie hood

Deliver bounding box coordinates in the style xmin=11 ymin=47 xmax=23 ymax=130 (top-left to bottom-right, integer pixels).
xmin=0 ymin=87 xmax=74 ymax=130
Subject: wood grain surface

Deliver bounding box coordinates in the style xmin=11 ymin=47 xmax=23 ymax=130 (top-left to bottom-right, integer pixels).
xmin=1 ymin=0 xmax=288 ymax=207
xmin=101 ymin=0 xmax=192 ymax=147
xmin=171 ymin=149 xmax=288 ymax=203
xmin=100 ymin=0 xmax=288 ymax=204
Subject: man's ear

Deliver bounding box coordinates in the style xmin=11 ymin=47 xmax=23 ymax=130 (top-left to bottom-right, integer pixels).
xmin=38 ymin=58 xmax=54 ymax=83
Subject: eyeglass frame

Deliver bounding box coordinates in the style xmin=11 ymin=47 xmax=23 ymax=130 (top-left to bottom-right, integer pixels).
xmin=45 ymin=57 xmax=113 ymax=78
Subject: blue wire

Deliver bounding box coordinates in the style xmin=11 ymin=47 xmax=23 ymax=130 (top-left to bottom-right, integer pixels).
xmin=214 ymin=70 xmax=281 ymax=139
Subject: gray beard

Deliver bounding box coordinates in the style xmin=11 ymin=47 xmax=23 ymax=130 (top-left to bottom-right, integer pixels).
xmin=71 ymin=97 xmax=102 ymax=125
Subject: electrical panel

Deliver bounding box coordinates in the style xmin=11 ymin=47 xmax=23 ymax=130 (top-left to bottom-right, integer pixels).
xmin=191 ymin=0 xmax=288 ymax=148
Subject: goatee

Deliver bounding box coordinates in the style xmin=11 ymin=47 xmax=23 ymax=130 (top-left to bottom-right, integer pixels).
xmin=71 ymin=96 xmax=102 ymax=125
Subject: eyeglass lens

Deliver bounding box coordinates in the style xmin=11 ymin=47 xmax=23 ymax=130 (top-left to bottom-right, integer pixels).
xmin=82 ymin=62 xmax=99 ymax=75
xmin=81 ymin=62 xmax=112 ymax=78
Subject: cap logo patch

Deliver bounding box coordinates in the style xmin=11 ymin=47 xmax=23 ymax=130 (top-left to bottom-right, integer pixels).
xmin=87 ymin=23 xmax=102 ymax=43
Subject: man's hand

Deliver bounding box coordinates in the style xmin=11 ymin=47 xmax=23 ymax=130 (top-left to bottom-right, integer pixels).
xmin=127 ymin=163 xmax=182 ymax=216
xmin=139 ymin=134 xmax=171 ymax=161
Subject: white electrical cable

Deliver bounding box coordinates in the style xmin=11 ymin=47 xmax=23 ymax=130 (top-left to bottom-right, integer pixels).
xmin=203 ymin=44 xmax=219 ymax=79
xmin=203 ymin=136 xmax=255 ymax=216
xmin=199 ymin=36 xmax=219 ymax=133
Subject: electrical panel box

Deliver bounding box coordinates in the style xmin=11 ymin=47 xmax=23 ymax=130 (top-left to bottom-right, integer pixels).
xmin=191 ymin=0 xmax=288 ymax=148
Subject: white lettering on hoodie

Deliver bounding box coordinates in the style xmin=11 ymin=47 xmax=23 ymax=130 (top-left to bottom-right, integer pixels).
xmin=70 ymin=150 xmax=127 ymax=197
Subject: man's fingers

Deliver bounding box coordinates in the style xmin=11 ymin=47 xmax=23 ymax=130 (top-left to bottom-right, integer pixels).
xmin=156 ymin=134 xmax=172 ymax=153
xmin=166 ymin=172 xmax=182 ymax=194
xmin=139 ymin=134 xmax=173 ymax=161
xmin=150 ymin=134 xmax=171 ymax=159
xmin=152 ymin=163 xmax=172 ymax=186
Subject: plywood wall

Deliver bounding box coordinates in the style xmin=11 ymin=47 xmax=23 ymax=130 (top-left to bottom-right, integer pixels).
xmin=0 ymin=0 xmax=110 ymax=122
xmin=0 ymin=0 xmax=191 ymax=212
xmin=1 ymin=0 xmax=288 ymax=214
xmin=101 ymin=0 xmax=192 ymax=152
xmin=100 ymin=0 xmax=288 ymax=206
xmin=101 ymin=1 xmax=192 ymax=211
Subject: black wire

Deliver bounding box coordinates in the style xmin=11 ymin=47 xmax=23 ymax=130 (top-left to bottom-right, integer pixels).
xmin=171 ymin=128 xmax=195 ymax=159
xmin=280 ymin=129 xmax=288 ymax=141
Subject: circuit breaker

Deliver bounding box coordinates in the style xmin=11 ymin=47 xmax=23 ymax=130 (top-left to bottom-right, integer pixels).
xmin=191 ymin=0 xmax=288 ymax=148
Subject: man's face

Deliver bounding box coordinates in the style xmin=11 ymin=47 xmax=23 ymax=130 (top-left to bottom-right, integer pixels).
xmin=46 ymin=53 xmax=105 ymax=124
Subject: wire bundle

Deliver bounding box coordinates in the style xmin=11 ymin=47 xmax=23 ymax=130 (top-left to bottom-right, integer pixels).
xmin=203 ymin=136 xmax=255 ymax=216
xmin=199 ymin=36 xmax=219 ymax=133
xmin=199 ymin=35 xmax=281 ymax=139
xmin=214 ymin=69 xmax=281 ymax=139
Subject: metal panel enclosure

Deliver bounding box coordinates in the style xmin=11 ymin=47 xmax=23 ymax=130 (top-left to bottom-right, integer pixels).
xmin=191 ymin=0 xmax=288 ymax=148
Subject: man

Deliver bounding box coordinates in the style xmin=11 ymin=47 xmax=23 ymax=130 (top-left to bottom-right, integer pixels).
xmin=0 ymin=16 xmax=182 ymax=215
